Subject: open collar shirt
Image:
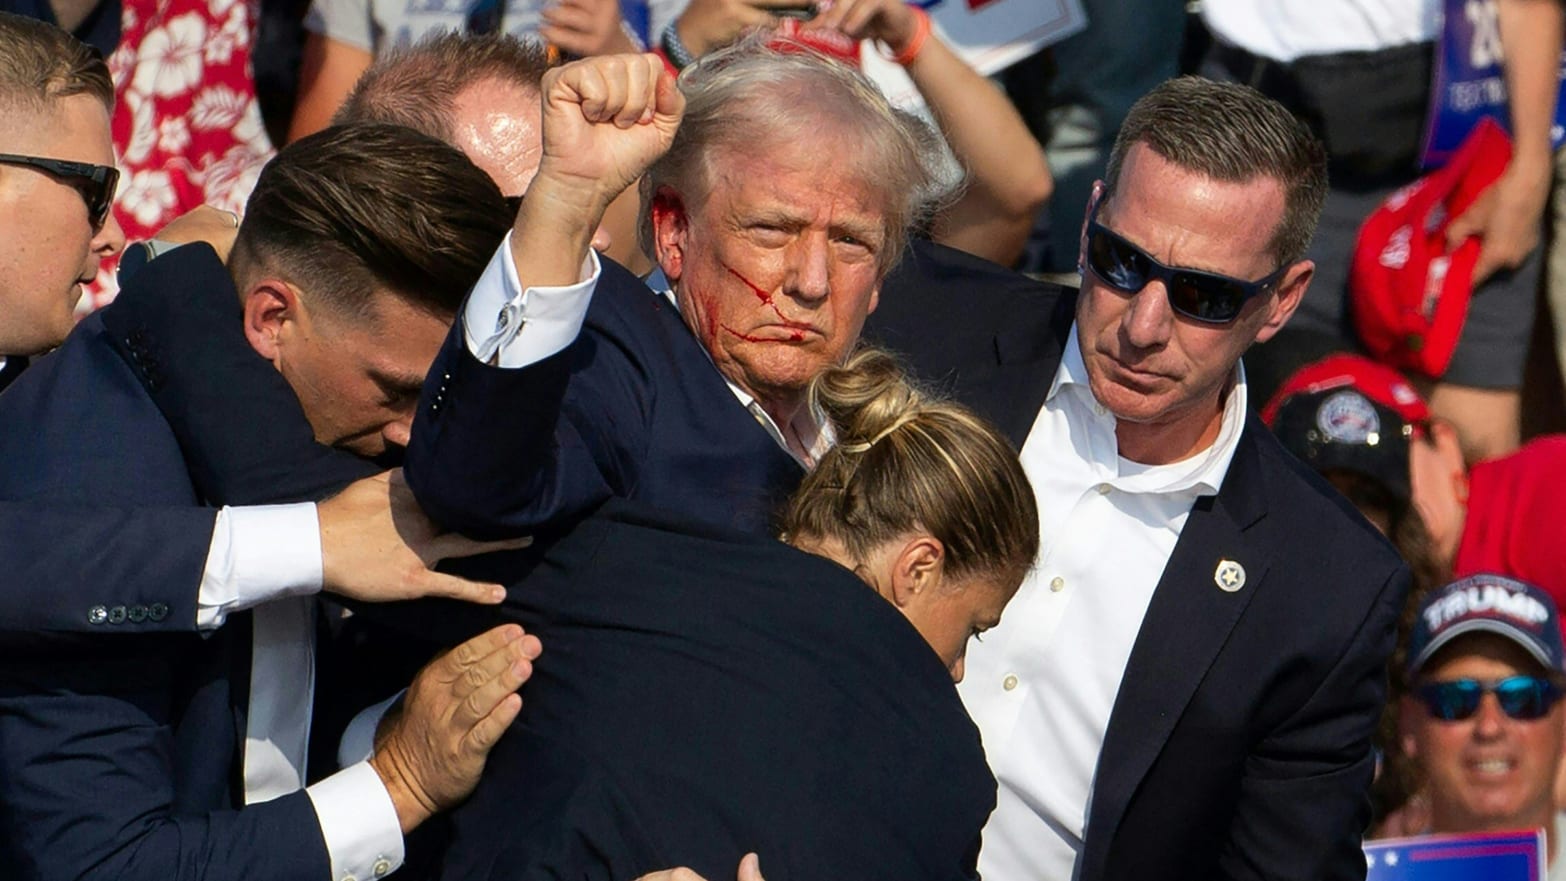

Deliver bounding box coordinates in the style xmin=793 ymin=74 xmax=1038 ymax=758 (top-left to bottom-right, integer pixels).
xmin=958 ymin=323 xmax=1249 ymax=881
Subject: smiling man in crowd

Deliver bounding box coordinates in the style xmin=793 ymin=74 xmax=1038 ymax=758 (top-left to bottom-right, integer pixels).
xmin=1393 ymin=574 xmax=1566 ymax=876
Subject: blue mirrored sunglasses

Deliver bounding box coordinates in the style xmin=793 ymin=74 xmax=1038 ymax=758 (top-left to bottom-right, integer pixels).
xmin=1415 ymin=675 xmax=1565 ymax=721
xmin=1083 ymin=202 xmax=1287 ymax=324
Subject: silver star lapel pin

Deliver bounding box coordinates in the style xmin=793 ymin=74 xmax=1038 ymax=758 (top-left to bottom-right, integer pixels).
xmin=1214 ymin=559 xmax=1246 ymax=592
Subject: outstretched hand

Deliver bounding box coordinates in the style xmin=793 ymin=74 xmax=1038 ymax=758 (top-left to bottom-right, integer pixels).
xmin=370 ymin=623 xmax=543 ymax=832
xmin=317 ymin=469 xmax=530 ymax=605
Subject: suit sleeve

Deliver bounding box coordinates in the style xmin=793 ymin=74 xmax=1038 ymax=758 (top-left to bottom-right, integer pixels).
xmin=0 ymin=643 xmax=330 ymax=881
xmin=1217 ymin=564 xmax=1410 ymax=881
xmin=0 ymin=503 xmax=213 ymax=635
xmin=405 ymin=263 xmax=653 ymax=540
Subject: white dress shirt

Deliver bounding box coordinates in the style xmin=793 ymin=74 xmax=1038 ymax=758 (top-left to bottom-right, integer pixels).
xmin=1202 ymin=0 xmax=1439 ymax=62
xmin=957 ymin=325 xmax=1249 ymax=881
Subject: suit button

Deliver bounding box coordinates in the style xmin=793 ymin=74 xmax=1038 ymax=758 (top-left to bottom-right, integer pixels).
xmin=107 ymin=605 xmax=127 ymax=624
xmin=87 ymin=605 xmax=109 ymax=625
xmin=148 ymin=602 xmax=169 ymax=622
xmin=127 ymin=605 xmax=148 ymax=623
xmin=372 ymin=858 xmax=393 ymax=877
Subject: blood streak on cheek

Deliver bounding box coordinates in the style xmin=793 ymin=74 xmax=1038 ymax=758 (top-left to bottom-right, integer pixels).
xmin=723 ymin=264 xmax=772 ymax=304
xmin=722 ymin=262 xmax=812 ymax=332
xmin=721 ymin=324 xmax=768 ymax=343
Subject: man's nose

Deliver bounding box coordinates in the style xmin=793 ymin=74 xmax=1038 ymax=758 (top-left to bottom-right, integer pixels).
xmin=1122 ymin=280 xmax=1174 ymax=350
xmin=1472 ymin=693 xmax=1509 ymax=738
xmin=382 ymin=414 xmax=414 ymax=450
xmin=83 ymin=212 xmax=126 ymax=282
xmin=784 ymin=234 xmax=831 ymax=303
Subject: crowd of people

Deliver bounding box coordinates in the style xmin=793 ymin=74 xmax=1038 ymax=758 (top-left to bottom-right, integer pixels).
xmin=4 ymin=0 xmax=1566 ymax=879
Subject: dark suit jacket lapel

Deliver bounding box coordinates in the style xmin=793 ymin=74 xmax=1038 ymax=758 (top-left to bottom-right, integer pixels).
xmin=1078 ymin=423 xmax=1272 ymax=881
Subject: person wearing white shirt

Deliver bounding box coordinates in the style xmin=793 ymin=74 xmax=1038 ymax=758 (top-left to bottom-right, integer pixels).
xmin=866 ymin=76 xmax=1412 ymax=881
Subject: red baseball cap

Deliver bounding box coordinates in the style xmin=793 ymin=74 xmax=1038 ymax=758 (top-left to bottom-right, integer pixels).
xmin=1349 ymin=117 xmax=1512 ymax=378
xmin=1261 ymin=354 xmax=1430 ymax=503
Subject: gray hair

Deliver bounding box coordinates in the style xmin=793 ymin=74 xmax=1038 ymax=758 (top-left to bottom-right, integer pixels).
xmin=638 ymin=35 xmax=960 ymax=273
xmin=1105 ymin=76 xmax=1328 ymax=267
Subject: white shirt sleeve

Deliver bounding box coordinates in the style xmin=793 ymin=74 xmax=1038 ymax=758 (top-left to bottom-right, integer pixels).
xmin=196 ymin=504 xmax=323 ymax=630
xmin=464 ymin=232 xmax=602 ymax=368
xmin=307 ymin=761 xmax=405 ymax=881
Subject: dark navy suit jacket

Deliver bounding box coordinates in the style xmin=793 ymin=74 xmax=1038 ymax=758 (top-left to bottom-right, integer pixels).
xmin=363 ymin=501 xmax=995 ymax=881
xmin=405 ymin=256 xmax=803 ymax=540
xmin=0 ymin=245 xmax=340 ymax=881
xmin=864 ymin=240 xmax=1410 ymax=881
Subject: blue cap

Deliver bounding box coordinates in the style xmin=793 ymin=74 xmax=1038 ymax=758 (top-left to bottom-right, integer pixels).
xmin=1407 ymin=574 xmax=1565 ymax=677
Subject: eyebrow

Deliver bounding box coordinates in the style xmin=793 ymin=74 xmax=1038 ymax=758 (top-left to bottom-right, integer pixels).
xmin=369 ymin=368 xmax=427 ymax=400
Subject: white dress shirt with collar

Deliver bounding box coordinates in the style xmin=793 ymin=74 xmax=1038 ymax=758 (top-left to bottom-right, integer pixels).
xmin=957 ymin=324 xmax=1249 ymax=881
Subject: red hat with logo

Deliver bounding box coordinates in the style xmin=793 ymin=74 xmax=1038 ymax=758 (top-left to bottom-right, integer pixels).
xmin=1349 ymin=117 xmax=1512 ymax=378
xmin=1261 ymin=353 xmax=1430 ymax=503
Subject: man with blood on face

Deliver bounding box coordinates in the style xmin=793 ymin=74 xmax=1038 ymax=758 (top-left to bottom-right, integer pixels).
xmin=404 ymin=40 xmax=949 ymax=540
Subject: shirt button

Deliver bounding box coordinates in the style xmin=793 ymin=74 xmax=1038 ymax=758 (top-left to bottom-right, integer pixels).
xmin=372 ymin=859 xmax=393 ymax=877
xmin=1003 ymin=674 xmax=1019 ymax=691
xmin=1097 ymin=483 xmax=1112 ymax=495
xmin=1049 ymin=576 xmax=1065 ymax=592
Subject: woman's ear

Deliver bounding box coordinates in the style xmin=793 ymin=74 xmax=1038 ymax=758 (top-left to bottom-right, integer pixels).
xmin=888 ymin=535 xmax=945 ymax=610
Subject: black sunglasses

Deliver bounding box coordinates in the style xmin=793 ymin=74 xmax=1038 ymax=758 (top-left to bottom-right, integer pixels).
xmin=0 ymin=153 xmax=119 ymax=230
xmin=1084 ymin=202 xmax=1288 ymax=324
xmin=1415 ymin=675 xmax=1565 ymax=721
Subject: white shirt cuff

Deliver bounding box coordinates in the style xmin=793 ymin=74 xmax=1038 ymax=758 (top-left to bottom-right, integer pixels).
xmin=337 ymin=691 xmax=404 ymax=769
xmin=307 ymin=761 xmax=405 ymax=881
xmin=463 ymin=230 xmax=601 ymax=368
xmin=196 ymin=503 xmax=324 ymax=630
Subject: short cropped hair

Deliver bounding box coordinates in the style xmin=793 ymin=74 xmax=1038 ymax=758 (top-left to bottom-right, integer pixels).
xmin=0 ymin=11 xmax=113 ymax=116
xmin=333 ymin=30 xmax=555 ymax=139
xmin=1105 ymin=76 xmax=1328 ymax=266
xmin=230 ymin=123 xmax=510 ymax=322
xmin=784 ymin=347 xmax=1039 ymax=587
xmin=639 ymin=37 xmax=959 ymax=273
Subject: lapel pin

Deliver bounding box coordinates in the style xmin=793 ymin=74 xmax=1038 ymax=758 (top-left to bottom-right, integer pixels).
xmin=1214 ymin=559 xmax=1246 ymax=592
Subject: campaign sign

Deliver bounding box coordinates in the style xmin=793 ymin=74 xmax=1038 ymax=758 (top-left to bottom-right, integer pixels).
xmin=1422 ymin=0 xmax=1566 ymax=167
xmin=1365 ymin=829 xmax=1545 ymax=881
xmin=862 ymin=0 xmax=1085 ymax=109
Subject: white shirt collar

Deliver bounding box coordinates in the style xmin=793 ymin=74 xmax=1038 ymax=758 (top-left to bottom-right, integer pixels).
xmin=1049 ymin=322 xmax=1247 ymax=496
xmin=646 ymin=269 xmax=834 ymax=467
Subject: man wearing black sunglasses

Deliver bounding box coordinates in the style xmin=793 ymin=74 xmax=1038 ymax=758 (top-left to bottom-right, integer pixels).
xmin=0 ymin=16 xmax=124 ymax=369
xmin=869 ymin=76 xmax=1411 ymax=881
xmin=1393 ymin=574 xmax=1566 ymax=873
